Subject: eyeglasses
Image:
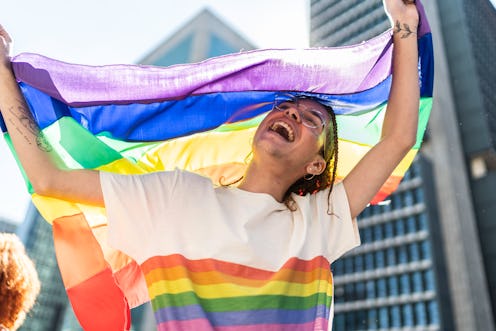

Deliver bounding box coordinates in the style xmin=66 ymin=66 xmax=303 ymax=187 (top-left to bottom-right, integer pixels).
xmin=272 ymin=94 xmax=328 ymax=158
xmin=272 ymin=95 xmax=327 ymax=132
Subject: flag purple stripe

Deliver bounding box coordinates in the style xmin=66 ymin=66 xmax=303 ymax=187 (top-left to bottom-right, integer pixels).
xmin=154 ymin=304 xmax=329 ymax=326
xmin=11 ymin=31 xmax=394 ymax=107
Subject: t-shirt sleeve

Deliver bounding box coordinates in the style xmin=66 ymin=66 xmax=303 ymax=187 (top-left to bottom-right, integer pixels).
xmin=99 ymin=169 xmax=210 ymax=261
xmin=325 ymin=182 xmax=361 ymax=263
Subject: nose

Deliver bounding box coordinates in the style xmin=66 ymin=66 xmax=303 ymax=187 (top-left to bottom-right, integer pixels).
xmin=284 ymin=106 xmax=301 ymax=123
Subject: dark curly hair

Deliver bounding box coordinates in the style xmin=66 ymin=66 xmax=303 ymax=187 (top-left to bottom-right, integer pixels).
xmin=0 ymin=233 xmax=40 ymax=330
xmin=283 ymin=99 xmax=338 ymax=211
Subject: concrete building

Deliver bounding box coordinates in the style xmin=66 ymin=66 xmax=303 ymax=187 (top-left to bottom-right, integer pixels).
xmin=0 ymin=218 xmax=17 ymax=233
xmin=138 ymin=8 xmax=255 ymax=66
xmin=310 ymin=0 xmax=496 ymax=330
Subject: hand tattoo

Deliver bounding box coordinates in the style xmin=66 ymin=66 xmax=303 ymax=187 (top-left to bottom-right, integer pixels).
xmin=394 ymin=20 xmax=416 ymax=39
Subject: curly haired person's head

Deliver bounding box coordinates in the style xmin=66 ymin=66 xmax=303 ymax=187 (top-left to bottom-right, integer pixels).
xmin=0 ymin=233 xmax=40 ymax=330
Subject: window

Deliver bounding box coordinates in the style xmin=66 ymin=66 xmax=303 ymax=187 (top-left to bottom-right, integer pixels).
xmin=345 ymin=257 xmax=354 ymax=274
xmin=377 ymin=278 xmax=387 ymax=298
xmin=388 ymin=276 xmax=399 ymax=296
xmin=406 ymin=216 xmax=417 ymax=233
xmin=409 ymin=243 xmax=420 ymax=262
xmin=414 ymin=187 xmax=425 ymax=203
xmin=400 ymin=274 xmax=411 ymax=295
xmin=392 ymin=193 xmax=402 ymax=209
xmin=402 ymin=304 xmax=414 ymax=327
xmin=345 ymin=283 xmax=355 ymax=300
xmin=345 ymin=312 xmax=355 ymax=330
xmin=390 ymin=306 xmax=402 ymax=327
xmin=356 ymin=281 xmax=366 ymax=300
xmin=375 ymin=250 xmax=385 ymax=268
xmin=420 ymin=241 xmax=432 ymax=260
xmin=332 ymin=260 xmax=344 ymax=275
xmin=404 ymin=191 xmax=414 ymax=206
xmin=367 ymin=280 xmax=376 ymax=299
xmin=333 ymin=313 xmax=345 ymax=330
xmin=365 ymin=252 xmax=375 ymax=271
xmin=395 ymin=218 xmax=406 ymax=236
xmin=356 ymin=310 xmax=368 ymax=330
xmin=386 ymin=247 xmax=396 ymax=266
xmin=418 ymin=213 xmax=428 ymax=231
xmin=412 ymin=271 xmax=423 ymax=293
xmin=415 ymin=301 xmax=427 ymax=326
xmin=384 ymin=222 xmax=394 ymax=238
xmin=355 ymin=255 xmax=364 ymax=272
xmin=427 ymin=301 xmax=440 ymax=325
xmin=374 ymin=224 xmax=384 ymax=241
xmin=361 ymin=227 xmax=373 ymax=243
xmin=424 ymin=270 xmax=435 ymax=291
xmin=398 ymin=246 xmax=408 ymax=264
xmin=368 ymin=309 xmax=378 ymax=330
xmin=334 ymin=286 xmax=345 ymax=303
xmin=379 ymin=307 xmax=389 ymax=329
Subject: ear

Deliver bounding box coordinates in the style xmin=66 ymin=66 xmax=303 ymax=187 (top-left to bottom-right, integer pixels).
xmin=305 ymin=156 xmax=327 ymax=175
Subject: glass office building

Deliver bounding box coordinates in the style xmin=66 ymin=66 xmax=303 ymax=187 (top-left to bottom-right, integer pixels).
xmin=331 ymin=157 xmax=451 ymax=330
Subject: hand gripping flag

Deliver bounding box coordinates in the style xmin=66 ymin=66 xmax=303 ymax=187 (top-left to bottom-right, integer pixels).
xmin=1 ymin=2 xmax=433 ymax=330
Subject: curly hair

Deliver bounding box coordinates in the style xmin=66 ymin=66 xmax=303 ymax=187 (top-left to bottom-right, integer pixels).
xmin=0 ymin=233 xmax=40 ymax=330
xmin=283 ymin=100 xmax=338 ymax=211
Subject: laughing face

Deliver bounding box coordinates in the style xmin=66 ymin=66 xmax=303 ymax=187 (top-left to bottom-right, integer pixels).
xmin=252 ymin=98 xmax=330 ymax=173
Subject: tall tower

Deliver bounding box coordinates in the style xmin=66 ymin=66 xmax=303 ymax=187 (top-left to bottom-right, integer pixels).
xmin=310 ymin=0 xmax=496 ymax=330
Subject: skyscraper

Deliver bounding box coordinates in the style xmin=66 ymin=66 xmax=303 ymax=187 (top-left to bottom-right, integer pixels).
xmin=310 ymin=0 xmax=496 ymax=330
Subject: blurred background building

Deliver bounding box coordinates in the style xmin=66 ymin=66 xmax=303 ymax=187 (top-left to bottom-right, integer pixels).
xmin=0 ymin=217 xmax=17 ymax=233
xmin=13 ymin=1 xmax=496 ymax=330
xmin=311 ymin=0 xmax=496 ymax=330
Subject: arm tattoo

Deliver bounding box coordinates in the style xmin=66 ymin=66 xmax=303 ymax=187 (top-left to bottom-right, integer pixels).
xmin=5 ymin=99 xmax=53 ymax=152
xmin=394 ymin=20 xmax=416 ymax=39
xmin=36 ymin=133 xmax=53 ymax=152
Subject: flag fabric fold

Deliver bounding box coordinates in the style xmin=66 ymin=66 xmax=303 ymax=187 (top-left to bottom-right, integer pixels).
xmin=2 ymin=1 xmax=433 ymax=329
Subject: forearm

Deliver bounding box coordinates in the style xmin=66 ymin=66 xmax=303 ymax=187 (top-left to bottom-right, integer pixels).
xmin=0 ymin=62 xmax=103 ymax=205
xmin=381 ymin=16 xmax=420 ymax=148
xmin=0 ymin=63 xmax=60 ymax=187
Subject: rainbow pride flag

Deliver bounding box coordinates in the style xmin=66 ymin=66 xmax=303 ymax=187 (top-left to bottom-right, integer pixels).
xmin=1 ymin=2 xmax=433 ymax=329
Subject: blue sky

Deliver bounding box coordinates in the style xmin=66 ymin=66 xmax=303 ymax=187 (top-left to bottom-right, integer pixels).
xmin=0 ymin=0 xmax=309 ymax=224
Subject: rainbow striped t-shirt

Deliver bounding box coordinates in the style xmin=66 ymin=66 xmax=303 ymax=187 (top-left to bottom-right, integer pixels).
xmin=101 ymin=169 xmax=360 ymax=330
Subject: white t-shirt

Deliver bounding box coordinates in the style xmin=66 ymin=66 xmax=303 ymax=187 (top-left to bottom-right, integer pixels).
xmin=101 ymin=169 xmax=360 ymax=331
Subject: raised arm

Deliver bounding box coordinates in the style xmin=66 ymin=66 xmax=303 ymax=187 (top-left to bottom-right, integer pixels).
xmin=0 ymin=25 xmax=104 ymax=206
xmin=343 ymin=0 xmax=420 ymax=218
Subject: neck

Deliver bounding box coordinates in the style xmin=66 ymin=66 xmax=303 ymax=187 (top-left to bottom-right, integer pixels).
xmin=237 ymin=159 xmax=298 ymax=202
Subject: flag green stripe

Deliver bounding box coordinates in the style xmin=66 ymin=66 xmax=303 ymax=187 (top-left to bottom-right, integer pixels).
xmin=151 ymin=291 xmax=332 ymax=312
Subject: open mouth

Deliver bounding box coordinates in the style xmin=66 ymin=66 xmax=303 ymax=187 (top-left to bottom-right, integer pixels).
xmin=269 ymin=121 xmax=294 ymax=142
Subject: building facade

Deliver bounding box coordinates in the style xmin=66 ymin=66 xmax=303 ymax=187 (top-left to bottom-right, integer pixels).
xmin=311 ymin=0 xmax=496 ymax=330
xmin=0 ymin=218 xmax=17 ymax=233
